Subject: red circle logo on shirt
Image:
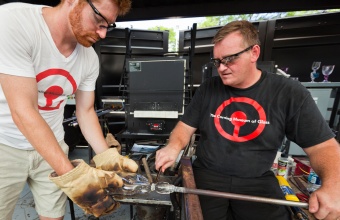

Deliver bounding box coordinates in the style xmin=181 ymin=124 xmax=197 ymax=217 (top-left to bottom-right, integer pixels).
xmin=214 ymin=97 xmax=266 ymax=142
xmin=36 ymin=69 xmax=77 ymax=111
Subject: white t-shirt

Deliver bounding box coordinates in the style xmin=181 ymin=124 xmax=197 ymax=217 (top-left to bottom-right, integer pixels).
xmin=0 ymin=3 xmax=99 ymax=150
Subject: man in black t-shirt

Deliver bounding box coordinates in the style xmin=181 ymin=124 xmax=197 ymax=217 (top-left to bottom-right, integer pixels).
xmin=155 ymin=20 xmax=340 ymax=220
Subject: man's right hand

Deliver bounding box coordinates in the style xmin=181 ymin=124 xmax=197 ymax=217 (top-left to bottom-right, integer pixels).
xmin=155 ymin=144 xmax=183 ymax=172
xmin=49 ymin=159 xmax=122 ymax=217
xmin=155 ymin=121 xmax=197 ymax=172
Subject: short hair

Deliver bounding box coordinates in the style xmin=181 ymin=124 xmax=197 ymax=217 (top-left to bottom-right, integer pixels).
xmin=111 ymin=0 xmax=131 ymax=16
xmin=212 ymin=20 xmax=261 ymax=47
xmin=82 ymin=0 xmax=131 ymax=16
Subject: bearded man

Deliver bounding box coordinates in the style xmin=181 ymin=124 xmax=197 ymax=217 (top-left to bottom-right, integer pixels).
xmin=0 ymin=0 xmax=138 ymax=219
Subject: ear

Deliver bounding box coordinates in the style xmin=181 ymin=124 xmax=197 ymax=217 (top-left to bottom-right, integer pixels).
xmin=250 ymin=44 xmax=261 ymax=63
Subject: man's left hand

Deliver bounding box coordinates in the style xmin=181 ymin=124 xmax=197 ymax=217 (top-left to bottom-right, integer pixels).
xmin=308 ymin=183 xmax=340 ymax=220
xmin=93 ymin=148 xmax=138 ymax=172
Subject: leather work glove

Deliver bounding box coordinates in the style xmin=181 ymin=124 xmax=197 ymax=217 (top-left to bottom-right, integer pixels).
xmin=106 ymin=133 xmax=122 ymax=154
xmin=93 ymin=148 xmax=138 ymax=173
xmin=49 ymin=159 xmax=122 ymax=217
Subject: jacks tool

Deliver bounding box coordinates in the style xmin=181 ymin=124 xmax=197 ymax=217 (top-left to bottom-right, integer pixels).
xmin=117 ymin=181 xmax=309 ymax=208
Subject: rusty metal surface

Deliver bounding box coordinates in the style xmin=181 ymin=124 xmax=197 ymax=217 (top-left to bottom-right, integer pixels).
xmin=135 ymin=205 xmax=168 ymax=220
xmin=181 ymin=157 xmax=203 ymax=220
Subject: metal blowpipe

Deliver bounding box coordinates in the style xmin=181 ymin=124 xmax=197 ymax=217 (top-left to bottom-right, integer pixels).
xmin=153 ymin=182 xmax=309 ymax=208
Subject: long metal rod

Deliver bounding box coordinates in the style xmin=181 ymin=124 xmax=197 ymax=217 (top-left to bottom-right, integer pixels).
xmin=174 ymin=186 xmax=309 ymax=208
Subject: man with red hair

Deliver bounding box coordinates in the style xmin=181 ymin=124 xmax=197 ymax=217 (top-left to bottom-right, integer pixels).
xmin=0 ymin=0 xmax=137 ymax=219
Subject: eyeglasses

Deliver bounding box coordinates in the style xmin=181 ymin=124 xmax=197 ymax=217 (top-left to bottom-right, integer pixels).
xmin=87 ymin=0 xmax=116 ymax=32
xmin=211 ymin=45 xmax=254 ymax=68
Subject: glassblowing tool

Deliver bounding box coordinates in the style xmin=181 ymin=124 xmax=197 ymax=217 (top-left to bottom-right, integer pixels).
xmin=141 ymin=157 xmax=153 ymax=183
xmin=155 ymin=167 xmax=162 ymax=183
xmin=153 ymin=182 xmax=309 ymax=208
xmin=111 ymin=180 xmax=309 ymax=208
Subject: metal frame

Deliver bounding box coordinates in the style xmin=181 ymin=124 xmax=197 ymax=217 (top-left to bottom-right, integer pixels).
xmin=180 ymin=157 xmax=203 ymax=220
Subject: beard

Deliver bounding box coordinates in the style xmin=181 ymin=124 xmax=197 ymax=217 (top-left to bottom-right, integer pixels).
xmin=69 ymin=2 xmax=99 ymax=47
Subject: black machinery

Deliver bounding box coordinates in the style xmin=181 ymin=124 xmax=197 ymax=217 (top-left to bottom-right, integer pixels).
xmin=124 ymin=57 xmax=189 ymax=134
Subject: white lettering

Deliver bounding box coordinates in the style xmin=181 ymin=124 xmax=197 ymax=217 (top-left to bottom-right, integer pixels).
xmin=257 ymin=119 xmax=270 ymax=124
xmin=210 ymin=113 xmax=270 ymax=125
xmin=233 ymin=118 xmax=250 ymax=123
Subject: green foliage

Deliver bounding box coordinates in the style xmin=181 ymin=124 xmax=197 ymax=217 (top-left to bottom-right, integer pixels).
xmin=197 ymin=9 xmax=340 ymax=29
xmin=145 ymin=9 xmax=340 ymax=52
xmin=285 ymin=10 xmax=340 ymax=17
xmin=148 ymin=26 xmax=177 ymax=52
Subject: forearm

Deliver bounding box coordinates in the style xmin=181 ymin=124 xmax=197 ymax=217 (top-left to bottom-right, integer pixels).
xmin=13 ymin=108 xmax=73 ymax=175
xmin=305 ymin=138 xmax=340 ymax=187
xmin=168 ymin=121 xmax=196 ymax=151
xmin=76 ymin=107 xmax=108 ymax=154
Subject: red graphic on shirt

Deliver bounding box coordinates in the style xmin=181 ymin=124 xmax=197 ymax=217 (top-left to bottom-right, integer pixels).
xmin=214 ymin=97 xmax=266 ymax=142
xmin=36 ymin=69 xmax=77 ymax=111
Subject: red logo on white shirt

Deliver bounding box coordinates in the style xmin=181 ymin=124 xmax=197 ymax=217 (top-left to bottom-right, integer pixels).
xmin=36 ymin=69 xmax=77 ymax=111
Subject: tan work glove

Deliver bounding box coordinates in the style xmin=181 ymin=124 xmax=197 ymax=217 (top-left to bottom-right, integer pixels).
xmin=106 ymin=133 xmax=122 ymax=154
xmin=93 ymin=148 xmax=138 ymax=172
xmin=49 ymin=159 xmax=122 ymax=217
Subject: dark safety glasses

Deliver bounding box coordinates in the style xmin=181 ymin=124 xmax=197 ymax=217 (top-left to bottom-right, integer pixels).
xmin=87 ymin=0 xmax=116 ymax=32
xmin=211 ymin=45 xmax=254 ymax=68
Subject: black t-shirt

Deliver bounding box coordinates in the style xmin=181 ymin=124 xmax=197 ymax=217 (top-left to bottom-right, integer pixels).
xmin=182 ymin=71 xmax=334 ymax=178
